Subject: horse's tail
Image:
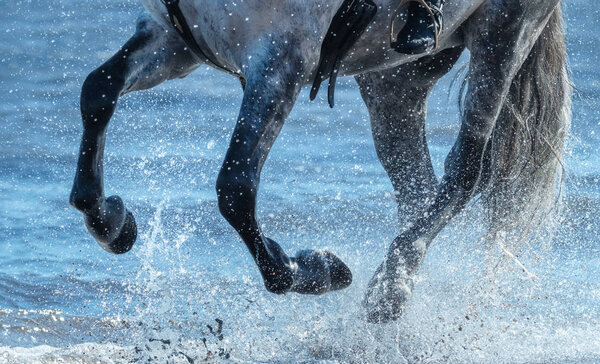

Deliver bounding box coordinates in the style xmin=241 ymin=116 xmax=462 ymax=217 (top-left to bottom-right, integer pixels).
xmin=482 ymin=5 xmax=572 ymax=253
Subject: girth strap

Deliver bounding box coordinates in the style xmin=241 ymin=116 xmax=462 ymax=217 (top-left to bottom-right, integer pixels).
xmin=161 ymin=0 xmax=241 ymax=78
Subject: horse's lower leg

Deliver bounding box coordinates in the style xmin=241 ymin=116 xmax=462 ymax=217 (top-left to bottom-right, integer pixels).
xmin=364 ymin=0 xmax=561 ymax=322
xmin=70 ymin=14 xmax=196 ymax=253
xmin=216 ymin=40 xmax=351 ymax=295
xmin=356 ymin=47 xmax=463 ymax=226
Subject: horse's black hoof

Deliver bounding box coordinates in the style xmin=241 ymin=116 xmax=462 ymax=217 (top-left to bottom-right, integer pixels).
xmin=103 ymin=210 xmax=137 ymax=254
xmin=364 ymin=291 xmax=407 ymax=323
xmin=363 ymin=263 xmax=413 ymax=323
xmin=83 ymin=195 xmax=138 ymax=254
xmin=325 ymin=251 xmax=353 ymax=291
xmin=290 ymin=250 xmax=352 ymax=295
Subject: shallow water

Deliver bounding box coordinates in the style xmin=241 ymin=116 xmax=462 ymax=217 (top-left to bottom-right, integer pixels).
xmin=0 ymin=0 xmax=599 ymax=363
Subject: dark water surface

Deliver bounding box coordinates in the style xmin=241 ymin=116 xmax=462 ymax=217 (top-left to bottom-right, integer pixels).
xmin=0 ymin=0 xmax=599 ymax=362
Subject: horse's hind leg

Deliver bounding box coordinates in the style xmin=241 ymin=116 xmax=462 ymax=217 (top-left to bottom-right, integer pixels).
xmin=355 ymin=47 xmax=463 ymax=227
xmin=364 ymin=0 xmax=562 ymax=322
xmin=70 ymin=14 xmax=197 ymax=254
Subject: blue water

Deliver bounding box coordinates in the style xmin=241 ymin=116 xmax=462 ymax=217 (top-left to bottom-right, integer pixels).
xmin=0 ymin=1 xmax=599 ymax=362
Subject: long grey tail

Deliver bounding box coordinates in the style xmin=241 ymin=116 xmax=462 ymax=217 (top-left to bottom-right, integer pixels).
xmin=482 ymin=6 xmax=572 ymax=252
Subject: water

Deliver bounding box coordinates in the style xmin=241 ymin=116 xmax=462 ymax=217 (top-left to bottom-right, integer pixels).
xmin=0 ymin=1 xmax=599 ymax=362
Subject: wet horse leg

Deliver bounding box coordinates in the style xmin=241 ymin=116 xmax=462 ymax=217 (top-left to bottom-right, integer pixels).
xmin=70 ymin=14 xmax=197 ymax=253
xmin=355 ymin=47 xmax=464 ymax=227
xmin=364 ymin=0 xmax=561 ymax=322
xmin=216 ymin=39 xmax=352 ymax=295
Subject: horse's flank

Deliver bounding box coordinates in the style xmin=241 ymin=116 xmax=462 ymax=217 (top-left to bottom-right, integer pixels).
xmin=140 ymin=0 xmax=484 ymax=81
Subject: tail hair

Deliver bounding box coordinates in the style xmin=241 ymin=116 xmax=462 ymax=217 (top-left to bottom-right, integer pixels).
xmin=480 ymin=6 xmax=572 ymax=262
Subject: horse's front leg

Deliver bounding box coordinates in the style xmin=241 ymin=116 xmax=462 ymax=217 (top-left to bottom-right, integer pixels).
xmin=216 ymin=43 xmax=352 ymax=295
xmin=364 ymin=0 xmax=562 ymax=322
xmin=70 ymin=14 xmax=196 ymax=254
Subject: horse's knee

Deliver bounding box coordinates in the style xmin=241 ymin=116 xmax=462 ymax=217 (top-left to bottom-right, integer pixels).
xmin=80 ymin=68 xmax=123 ymax=124
xmin=216 ymin=168 xmax=257 ymax=225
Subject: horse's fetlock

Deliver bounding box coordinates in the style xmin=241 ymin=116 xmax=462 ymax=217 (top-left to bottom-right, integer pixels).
xmin=264 ymin=279 xmax=292 ymax=295
xmin=70 ymin=189 xmax=102 ymax=212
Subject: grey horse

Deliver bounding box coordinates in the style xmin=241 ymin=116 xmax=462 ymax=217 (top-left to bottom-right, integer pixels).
xmin=70 ymin=0 xmax=571 ymax=323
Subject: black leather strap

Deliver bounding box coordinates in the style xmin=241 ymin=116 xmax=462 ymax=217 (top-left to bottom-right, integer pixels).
xmin=161 ymin=0 xmax=240 ymax=77
xmin=310 ymin=0 xmax=377 ymax=108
